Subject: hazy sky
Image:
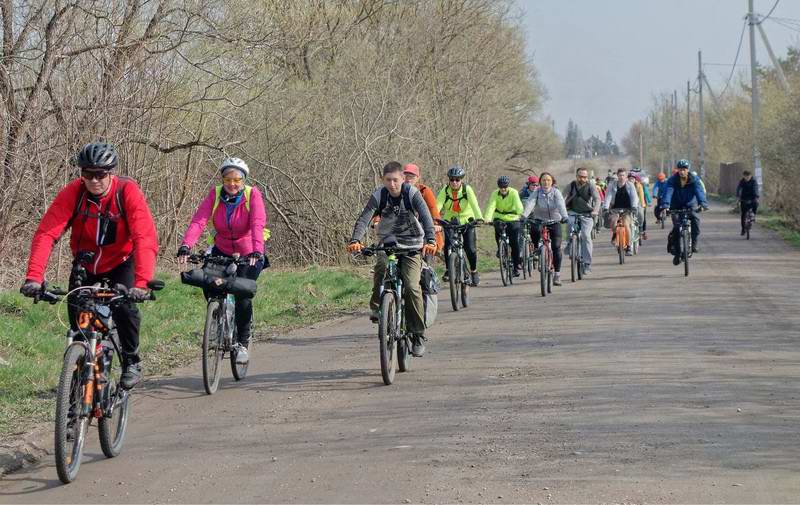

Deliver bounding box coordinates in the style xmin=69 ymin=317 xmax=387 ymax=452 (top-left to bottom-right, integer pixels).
xmin=522 ymin=0 xmax=800 ymax=142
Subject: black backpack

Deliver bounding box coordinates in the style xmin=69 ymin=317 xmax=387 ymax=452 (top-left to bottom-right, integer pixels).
xmin=375 ymin=183 xmax=413 ymax=216
xmin=65 ymin=176 xmax=131 ymax=230
xmin=443 ymin=183 xmax=469 ymax=206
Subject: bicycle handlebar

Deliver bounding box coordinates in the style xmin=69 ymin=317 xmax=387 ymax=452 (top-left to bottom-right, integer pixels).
xmin=435 ymin=219 xmax=481 ymax=230
xmin=359 ymin=245 xmax=417 ymax=257
xmin=186 ymin=253 xmax=251 ymax=267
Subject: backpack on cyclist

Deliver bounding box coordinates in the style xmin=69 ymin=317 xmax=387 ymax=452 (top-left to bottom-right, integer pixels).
xmin=442 ymin=183 xmax=470 ymax=208
xmin=375 ymin=184 xmax=414 ymax=216
xmin=64 ymin=176 xmax=133 ymax=245
xmin=207 ymin=185 xmax=272 ymax=244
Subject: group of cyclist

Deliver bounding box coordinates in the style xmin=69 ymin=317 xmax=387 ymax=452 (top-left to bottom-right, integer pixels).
xmin=21 ymin=143 xmax=267 ymax=390
xmin=18 ymin=140 xmax=731 ymax=391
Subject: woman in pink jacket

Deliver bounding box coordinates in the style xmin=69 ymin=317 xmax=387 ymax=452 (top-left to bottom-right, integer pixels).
xmin=177 ymin=157 xmax=267 ymax=364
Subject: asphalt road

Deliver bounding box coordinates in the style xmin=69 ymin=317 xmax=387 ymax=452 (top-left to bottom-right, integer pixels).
xmin=2 ymin=206 xmax=799 ymax=504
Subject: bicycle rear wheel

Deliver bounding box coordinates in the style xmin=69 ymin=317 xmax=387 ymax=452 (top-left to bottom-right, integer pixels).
xmin=378 ymin=293 xmax=397 ymax=385
xmin=98 ymin=351 xmax=129 ymax=459
xmin=460 ymin=258 xmax=470 ymax=308
xmin=54 ymin=344 xmax=89 ymax=484
xmin=202 ymin=300 xmax=224 ymax=395
xmin=499 ymin=241 xmax=509 ymax=287
xmin=448 ymin=253 xmax=459 ymax=311
xmin=397 ymin=335 xmax=410 ymax=372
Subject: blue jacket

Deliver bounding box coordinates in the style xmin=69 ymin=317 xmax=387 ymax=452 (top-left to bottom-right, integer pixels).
xmin=652 ymin=180 xmax=668 ymax=201
xmin=662 ymin=173 xmax=708 ymax=210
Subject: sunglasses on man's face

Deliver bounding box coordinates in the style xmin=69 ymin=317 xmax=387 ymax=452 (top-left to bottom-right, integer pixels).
xmin=81 ymin=170 xmax=110 ymax=181
xmin=449 ymin=178 xmax=462 ymax=182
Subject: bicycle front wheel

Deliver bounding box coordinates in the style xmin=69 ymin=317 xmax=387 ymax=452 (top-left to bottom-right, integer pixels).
xmin=447 ymin=253 xmax=459 ymax=311
xmin=499 ymin=241 xmax=509 ymax=287
xmin=570 ymin=235 xmax=577 ymax=282
xmin=682 ymin=228 xmax=690 ymax=277
xmin=54 ymin=344 xmax=89 ymax=484
xmin=460 ymin=256 xmax=470 ymax=308
xmin=538 ymin=247 xmax=547 ymax=297
xmin=521 ymin=240 xmax=529 ymax=280
xmin=202 ymin=300 xmax=224 ymax=394
xmin=98 ymin=351 xmax=129 ymax=458
xmin=378 ymin=293 xmax=397 ymax=385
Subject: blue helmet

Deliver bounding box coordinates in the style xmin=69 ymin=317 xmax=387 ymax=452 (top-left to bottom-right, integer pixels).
xmin=676 ymin=159 xmax=690 ymax=169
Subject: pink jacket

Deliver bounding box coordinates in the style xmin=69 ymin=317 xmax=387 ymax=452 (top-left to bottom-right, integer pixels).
xmin=182 ymin=186 xmax=267 ymax=256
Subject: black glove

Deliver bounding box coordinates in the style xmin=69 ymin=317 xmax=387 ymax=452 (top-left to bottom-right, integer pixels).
xmin=20 ymin=280 xmax=42 ymax=298
xmin=176 ymin=245 xmax=190 ymax=257
xmin=560 ymin=218 xmax=569 ymax=224
xmin=247 ymin=251 xmax=264 ymax=263
xmin=128 ymin=287 xmax=150 ymax=302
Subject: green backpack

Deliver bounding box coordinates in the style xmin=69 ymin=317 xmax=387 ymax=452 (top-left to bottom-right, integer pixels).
xmin=206 ymin=185 xmax=271 ymax=245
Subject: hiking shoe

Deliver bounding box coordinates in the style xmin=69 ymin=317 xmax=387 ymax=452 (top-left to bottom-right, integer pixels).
xmin=471 ymin=272 xmax=480 ymax=286
xmin=672 ymin=255 xmax=681 ymax=266
xmin=120 ymin=362 xmax=143 ymax=390
xmin=741 ymin=229 xmax=746 ymax=236
xmin=369 ymin=309 xmax=380 ymax=323
xmin=642 ymin=232 xmax=648 ymax=240
xmin=553 ymin=273 xmax=562 ymax=286
xmin=513 ymin=268 xmax=521 ymax=277
xmin=584 ymin=265 xmax=592 ymax=275
xmin=411 ymin=335 xmax=427 ymax=357
xmin=625 ymin=247 xmax=633 ymax=256
xmin=691 ymin=244 xmax=699 ymax=253
xmin=234 ymin=344 xmax=249 ymax=365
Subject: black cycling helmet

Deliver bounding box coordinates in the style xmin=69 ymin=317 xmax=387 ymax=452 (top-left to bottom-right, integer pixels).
xmin=75 ymin=142 xmax=118 ymax=170
xmin=447 ymin=165 xmax=466 ymax=179
xmin=676 ymin=159 xmax=690 ymax=169
xmin=497 ymin=175 xmax=510 ymax=188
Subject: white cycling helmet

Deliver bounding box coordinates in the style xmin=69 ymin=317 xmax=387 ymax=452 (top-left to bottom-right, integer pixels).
xmin=642 ymin=176 xmax=650 ymax=184
xmin=219 ymin=157 xmax=249 ymax=177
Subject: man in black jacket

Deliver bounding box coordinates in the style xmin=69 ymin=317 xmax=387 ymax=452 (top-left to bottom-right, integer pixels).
xmin=736 ymin=170 xmax=759 ymax=235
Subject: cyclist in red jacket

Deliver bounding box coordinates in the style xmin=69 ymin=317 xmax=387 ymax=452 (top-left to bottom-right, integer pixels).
xmin=20 ymin=143 xmax=159 ymax=389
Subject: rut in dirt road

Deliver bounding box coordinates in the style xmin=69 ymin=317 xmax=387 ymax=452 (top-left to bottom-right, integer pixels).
xmin=2 ymin=206 xmax=799 ymax=503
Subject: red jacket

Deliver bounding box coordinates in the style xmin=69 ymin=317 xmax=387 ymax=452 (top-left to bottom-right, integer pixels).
xmin=26 ymin=176 xmax=159 ymax=288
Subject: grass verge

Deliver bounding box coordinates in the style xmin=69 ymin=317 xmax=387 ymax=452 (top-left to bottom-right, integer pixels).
xmin=0 ymin=265 xmax=372 ymax=439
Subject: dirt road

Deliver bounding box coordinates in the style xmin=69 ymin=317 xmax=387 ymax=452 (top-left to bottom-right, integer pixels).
xmin=2 ymin=206 xmax=799 ymax=503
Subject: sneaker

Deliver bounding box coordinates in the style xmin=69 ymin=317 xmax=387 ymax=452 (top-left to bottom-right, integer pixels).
xmin=584 ymin=264 xmax=592 ymax=275
xmin=369 ymin=309 xmax=380 ymax=323
xmin=513 ymin=268 xmax=521 ymax=277
xmin=642 ymin=232 xmax=648 ymax=240
xmin=691 ymin=244 xmax=699 ymax=253
xmin=471 ymin=271 xmax=480 ymax=286
xmin=625 ymin=247 xmax=633 ymax=256
xmin=411 ymin=335 xmax=427 ymax=357
xmin=673 ymin=255 xmax=681 ymax=266
xmin=553 ymin=273 xmax=562 ymax=286
xmin=120 ymin=362 xmax=143 ymax=390
xmin=235 ymin=345 xmax=249 ymax=365
xmin=741 ymin=229 xmax=746 ymax=236
xmin=442 ymin=271 xmax=450 ymax=282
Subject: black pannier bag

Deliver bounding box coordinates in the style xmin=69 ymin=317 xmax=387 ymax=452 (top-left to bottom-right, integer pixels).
xmin=180 ymin=264 xmax=257 ymax=298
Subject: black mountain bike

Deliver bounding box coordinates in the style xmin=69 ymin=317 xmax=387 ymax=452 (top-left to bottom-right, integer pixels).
xmin=668 ymin=207 xmax=701 ymax=277
xmin=361 ymin=245 xmax=415 ymax=385
xmin=533 ymin=219 xmax=558 ymax=297
xmin=495 ymin=221 xmax=515 ymax=287
xmin=438 ymin=219 xmax=478 ymax=311
xmin=182 ymin=254 xmax=255 ymax=394
xmin=30 ymin=254 xmax=162 ymax=483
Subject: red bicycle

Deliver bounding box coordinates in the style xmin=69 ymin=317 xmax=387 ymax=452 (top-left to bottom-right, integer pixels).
xmin=533 ymin=219 xmax=558 ymax=297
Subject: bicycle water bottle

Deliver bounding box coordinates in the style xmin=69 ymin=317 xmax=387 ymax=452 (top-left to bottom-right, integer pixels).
xmin=225 ymin=294 xmax=236 ymax=328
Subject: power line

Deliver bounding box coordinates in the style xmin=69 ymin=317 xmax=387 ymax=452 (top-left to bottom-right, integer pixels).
xmin=762 ymin=0 xmax=780 ymax=21
xmin=718 ymin=18 xmax=749 ymax=98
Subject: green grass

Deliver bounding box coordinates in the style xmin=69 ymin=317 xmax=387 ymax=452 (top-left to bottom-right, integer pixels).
xmin=0 ymin=266 xmax=372 ymax=438
xmin=759 ymin=211 xmax=800 ymax=248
